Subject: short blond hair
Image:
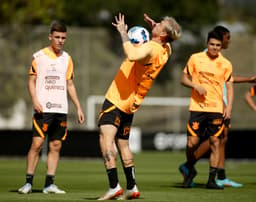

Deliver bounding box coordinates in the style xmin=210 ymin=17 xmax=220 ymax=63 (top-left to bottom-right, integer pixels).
xmin=163 ymin=16 xmax=182 ymax=42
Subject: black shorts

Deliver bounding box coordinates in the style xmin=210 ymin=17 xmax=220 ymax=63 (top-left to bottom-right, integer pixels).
xmin=187 ymin=112 xmax=224 ymax=139
xmin=32 ymin=113 xmax=67 ymax=141
xmin=98 ymin=99 xmax=134 ymax=140
xmin=224 ymin=118 xmax=231 ymax=128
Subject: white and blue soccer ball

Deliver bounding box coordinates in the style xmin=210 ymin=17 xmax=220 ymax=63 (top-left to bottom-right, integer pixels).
xmin=128 ymin=26 xmax=150 ymax=44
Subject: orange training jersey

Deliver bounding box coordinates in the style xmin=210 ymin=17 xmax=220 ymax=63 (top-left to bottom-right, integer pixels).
xmin=184 ymin=52 xmax=233 ymax=113
xmin=105 ymin=41 xmax=170 ymax=114
xmin=29 ymin=47 xmax=74 ymax=114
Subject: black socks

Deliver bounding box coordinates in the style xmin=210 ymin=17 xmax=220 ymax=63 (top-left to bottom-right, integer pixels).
xmin=44 ymin=174 xmax=54 ymax=188
xmin=107 ymin=168 xmax=118 ymax=188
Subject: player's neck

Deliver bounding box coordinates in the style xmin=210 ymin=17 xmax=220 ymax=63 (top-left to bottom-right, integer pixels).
xmin=48 ymin=46 xmax=62 ymax=56
xmin=206 ymin=51 xmax=219 ymax=59
xmin=151 ymin=37 xmax=165 ymax=45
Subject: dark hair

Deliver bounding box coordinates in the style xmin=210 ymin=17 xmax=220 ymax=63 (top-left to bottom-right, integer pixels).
xmin=50 ymin=20 xmax=67 ymax=34
xmin=207 ymin=30 xmax=223 ymax=43
xmin=213 ymin=25 xmax=230 ymax=36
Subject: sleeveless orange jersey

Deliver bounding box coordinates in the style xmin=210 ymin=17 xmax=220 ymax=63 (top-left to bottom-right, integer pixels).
xmin=105 ymin=41 xmax=170 ymax=114
xmin=29 ymin=47 xmax=74 ymax=114
xmin=184 ymin=52 xmax=233 ymax=113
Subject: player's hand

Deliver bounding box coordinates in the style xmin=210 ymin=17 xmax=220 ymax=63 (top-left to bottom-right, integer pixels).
xmin=223 ymin=106 xmax=232 ymax=120
xmin=194 ymin=85 xmax=207 ymax=96
xmin=77 ymin=109 xmax=85 ymax=124
xmin=144 ymin=13 xmax=156 ymax=28
xmin=112 ymin=12 xmax=128 ymax=34
xmin=249 ymin=75 xmax=256 ymax=83
xmin=33 ymin=99 xmax=43 ymax=113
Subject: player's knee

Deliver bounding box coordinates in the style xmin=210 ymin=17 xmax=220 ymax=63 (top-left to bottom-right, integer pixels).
xmin=30 ymin=145 xmax=42 ymax=153
xmin=30 ymin=141 xmax=44 ymax=153
xmin=49 ymin=140 xmax=62 ymax=152
xmin=222 ymin=136 xmax=228 ymax=144
xmin=103 ymin=150 xmax=116 ymax=163
xmin=122 ymin=158 xmax=134 ymax=167
xmin=187 ymin=141 xmax=195 ymax=150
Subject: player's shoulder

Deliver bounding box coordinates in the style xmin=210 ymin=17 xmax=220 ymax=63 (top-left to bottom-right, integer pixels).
xmin=63 ymin=51 xmax=73 ymax=64
xmin=61 ymin=50 xmax=70 ymax=57
xmin=33 ymin=48 xmax=46 ymax=58
xmin=189 ymin=51 xmax=205 ymax=60
xmin=148 ymin=41 xmax=172 ymax=55
xmin=219 ymin=53 xmax=232 ymax=66
xmin=148 ymin=40 xmax=165 ymax=49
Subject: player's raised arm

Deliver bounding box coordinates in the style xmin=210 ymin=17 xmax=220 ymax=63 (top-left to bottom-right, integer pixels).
xmin=112 ymin=12 xmax=129 ymax=43
xmin=144 ymin=13 xmax=156 ymax=28
xmin=112 ymin=12 xmax=152 ymax=61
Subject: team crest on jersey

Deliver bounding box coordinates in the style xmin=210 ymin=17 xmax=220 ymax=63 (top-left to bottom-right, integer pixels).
xmin=192 ymin=121 xmax=199 ymax=130
xmin=216 ymin=62 xmax=222 ymax=68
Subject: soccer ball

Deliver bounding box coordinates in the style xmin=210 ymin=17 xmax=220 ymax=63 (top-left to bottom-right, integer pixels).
xmin=128 ymin=26 xmax=150 ymax=44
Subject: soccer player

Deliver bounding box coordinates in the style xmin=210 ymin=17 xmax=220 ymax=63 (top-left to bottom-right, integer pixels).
xmin=244 ymin=85 xmax=256 ymax=111
xmin=97 ymin=12 xmax=181 ymax=200
xmin=179 ymin=25 xmax=256 ymax=188
xmin=18 ymin=20 xmax=85 ymax=194
xmin=180 ymin=30 xmax=233 ymax=189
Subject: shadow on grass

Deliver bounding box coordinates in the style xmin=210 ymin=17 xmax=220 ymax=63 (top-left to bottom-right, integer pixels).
xmin=82 ymin=196 xmax=145 ymax=200
xmin=171 ymin=182 xmax=206 ymax=189
xmin=9 ymin=189 xmax=42 ymax=193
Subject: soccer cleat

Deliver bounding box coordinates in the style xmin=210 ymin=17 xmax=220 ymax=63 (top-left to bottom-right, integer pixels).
xmin=42 ymin=184 xmax=66 ymax=194
xmin=98 ymin=183 xmax=124 ymax=200
xmin=125 ymin=185 xmax=140 ymax=200
xmin=179 ymin=163 xmax=189 ymax=177
xmin=18 ymin=183 xmax=32 ymax=194
xmin=183 ymin=166 xmax=197 ymax=188
xmin=216 ymin=178 xmax=243 ymax=188
xmin=179 ymin=163 xmax=195 ymax=187
xmin=206 ymin=180 xmax=224 ymax=189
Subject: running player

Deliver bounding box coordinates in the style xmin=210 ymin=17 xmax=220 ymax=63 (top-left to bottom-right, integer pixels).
xmin=179 ymin=25 xmax=256 ymax=188
xmin=180 ymin=29 xmax=233 ymax=189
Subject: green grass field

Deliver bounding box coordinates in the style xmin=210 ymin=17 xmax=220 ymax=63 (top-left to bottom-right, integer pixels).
xmin=0 ymin=151 xmax=256 ymax=202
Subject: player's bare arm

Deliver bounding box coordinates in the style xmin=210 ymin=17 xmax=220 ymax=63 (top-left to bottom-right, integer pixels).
xmin=112 ymin=12 xmax=129 ymax=43
xmin=113 ymin=13 xmax=152 ymax=62
xmin=181 ymin=72 xmax=207 ymax=96
xmin=28 ymin=75 xmax=43 ymax=113
xmin=249 ymin=75 xmax=256 ymax=83
xmin=144 ymin=13 xmax=156 ymax=28
xmin=223 ymin=81 xmax=233 ymax=119
xmin=67 ymin=80 xmax=85 ymax=124
xmin=233 ymin=75 xmax=256 ymax=83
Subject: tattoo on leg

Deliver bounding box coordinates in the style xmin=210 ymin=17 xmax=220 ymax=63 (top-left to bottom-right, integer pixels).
xmin=104 ymin=150 xmax=115 ymax=162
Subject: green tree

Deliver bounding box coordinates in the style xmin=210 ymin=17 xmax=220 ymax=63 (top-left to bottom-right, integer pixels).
xmin=0 ymin=0 xmax=65 ymax=25
xmin=1 ymin=0 xmax=220 ymax=29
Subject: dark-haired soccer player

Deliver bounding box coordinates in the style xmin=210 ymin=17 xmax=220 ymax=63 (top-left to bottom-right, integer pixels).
xmin=180 ymin=29 xmax=233 ymax=189
xmin=18 ymin=20 xmax=84 ymax=194
xmin=179 ymin=25 xmax=256 ymax=188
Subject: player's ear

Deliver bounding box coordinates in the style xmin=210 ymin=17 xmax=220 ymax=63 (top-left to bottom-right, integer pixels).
xmin=160 ymin=32 xmax=168 ymax=42
xmin=48 ymin=33 xmax=52 ymax=41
